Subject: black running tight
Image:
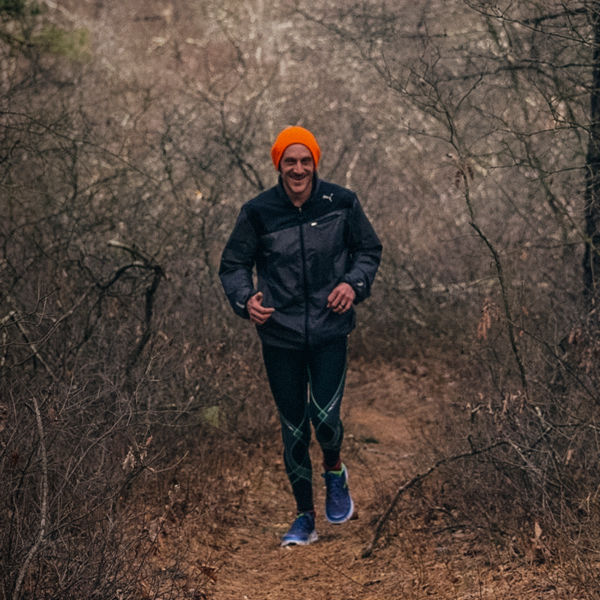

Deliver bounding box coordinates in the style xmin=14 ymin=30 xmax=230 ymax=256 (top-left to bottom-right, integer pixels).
xmin=262 ymin=337 xmax=347 ymax=513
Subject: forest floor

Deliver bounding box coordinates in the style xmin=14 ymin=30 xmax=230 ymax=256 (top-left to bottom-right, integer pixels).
xmin=137 ymin=358 xmax=574 ymax=600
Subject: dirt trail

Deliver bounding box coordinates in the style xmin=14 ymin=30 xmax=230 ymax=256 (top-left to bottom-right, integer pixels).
xmin=184 ymin=360 xmax=556 ymax=600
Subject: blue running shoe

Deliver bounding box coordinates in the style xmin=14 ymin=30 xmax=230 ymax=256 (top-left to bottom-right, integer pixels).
xmin=280 ymin=512 xmax=318 ymax=547
xmin=323 ymin=463 xmax=354 ymax=523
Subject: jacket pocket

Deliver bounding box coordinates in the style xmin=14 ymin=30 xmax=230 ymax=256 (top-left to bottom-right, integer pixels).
xmin=307 ymin=210 xmax=343 ymax=229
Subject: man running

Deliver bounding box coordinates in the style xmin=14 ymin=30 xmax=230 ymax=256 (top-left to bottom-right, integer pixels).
xmin=219 ymin=126 xmax=382 ymax=546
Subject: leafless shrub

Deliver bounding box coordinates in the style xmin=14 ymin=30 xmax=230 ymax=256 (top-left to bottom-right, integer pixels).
xmin=5 ymin=0 xmax=600 ymax=596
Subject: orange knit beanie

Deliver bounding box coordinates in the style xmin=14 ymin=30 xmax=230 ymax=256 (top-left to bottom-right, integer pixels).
xmin=270 ymin=126 xmax=321 ymax=170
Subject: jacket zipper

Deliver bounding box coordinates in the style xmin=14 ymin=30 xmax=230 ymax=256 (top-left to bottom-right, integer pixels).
xmin=298 ymin=206 xmax=310 ymax=347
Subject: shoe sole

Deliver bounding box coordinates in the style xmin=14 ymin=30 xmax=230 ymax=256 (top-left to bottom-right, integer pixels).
xmin=280 ymin=531 xmax=318 ymax=547
xmin=325 ymin=466 xmax=355 ymax=524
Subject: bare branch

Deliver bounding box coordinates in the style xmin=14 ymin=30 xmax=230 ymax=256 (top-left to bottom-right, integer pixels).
xmin=12 ymin=396 xmax=48 ymax=600
xmin=362 ymin=440 xmax=509 ymax=558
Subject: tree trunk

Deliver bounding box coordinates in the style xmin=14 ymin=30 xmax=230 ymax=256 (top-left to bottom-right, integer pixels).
xmin=583 ymin=3 xmax=600 ymax=312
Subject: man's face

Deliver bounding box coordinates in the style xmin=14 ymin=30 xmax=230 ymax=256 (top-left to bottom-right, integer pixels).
xmin=280 ymin=143 xmax=314 ymax=201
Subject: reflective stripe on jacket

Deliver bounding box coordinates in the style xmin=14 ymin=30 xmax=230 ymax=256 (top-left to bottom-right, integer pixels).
xmin=219 ymin=177 xmax=382 ymax=349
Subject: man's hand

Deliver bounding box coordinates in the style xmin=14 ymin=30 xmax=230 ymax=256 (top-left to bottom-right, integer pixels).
xmin=327 ymin=283 xmax=356 ymax=314
xmin=247 ymin=291 xmax=275 ymax=325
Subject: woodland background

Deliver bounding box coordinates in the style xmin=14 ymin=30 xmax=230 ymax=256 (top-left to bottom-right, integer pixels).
xmin=2 ymin=1 xmax=600 ymax=598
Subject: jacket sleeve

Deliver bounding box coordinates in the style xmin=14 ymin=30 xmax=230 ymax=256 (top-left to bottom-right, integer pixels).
xmin=219 ymin=205 xmax=259 ymax=319
xmin=342 ymin=197 xmax=382 ymax=304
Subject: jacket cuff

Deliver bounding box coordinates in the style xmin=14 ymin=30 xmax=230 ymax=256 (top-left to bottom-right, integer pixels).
xmin=233 ymin=289 xmax=258 ymax=319
xmin=342 ymin=277 xmax=367 ymax=303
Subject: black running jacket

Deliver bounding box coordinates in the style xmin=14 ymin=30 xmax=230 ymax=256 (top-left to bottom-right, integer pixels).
xmin=219 ymin=177 xmax=382 ymax=349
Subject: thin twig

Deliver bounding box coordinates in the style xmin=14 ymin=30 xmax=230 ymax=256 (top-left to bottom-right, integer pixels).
xmin=12 ymin=396 xmax=49 ymax=600
xmin=107 ymin=240 xmax=165 ymax=376
xmin=362 ymin=441 xmax=508 ymax=558
xmin=320 ymin=558 xmax=367 ymax=588
xmin=458 ymin=165 xmax=529 ymax=398
xmin=7 ymin=305 xmax=56 ymax=382
xmin=470 ymin=220 xmax=529 ymax=397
